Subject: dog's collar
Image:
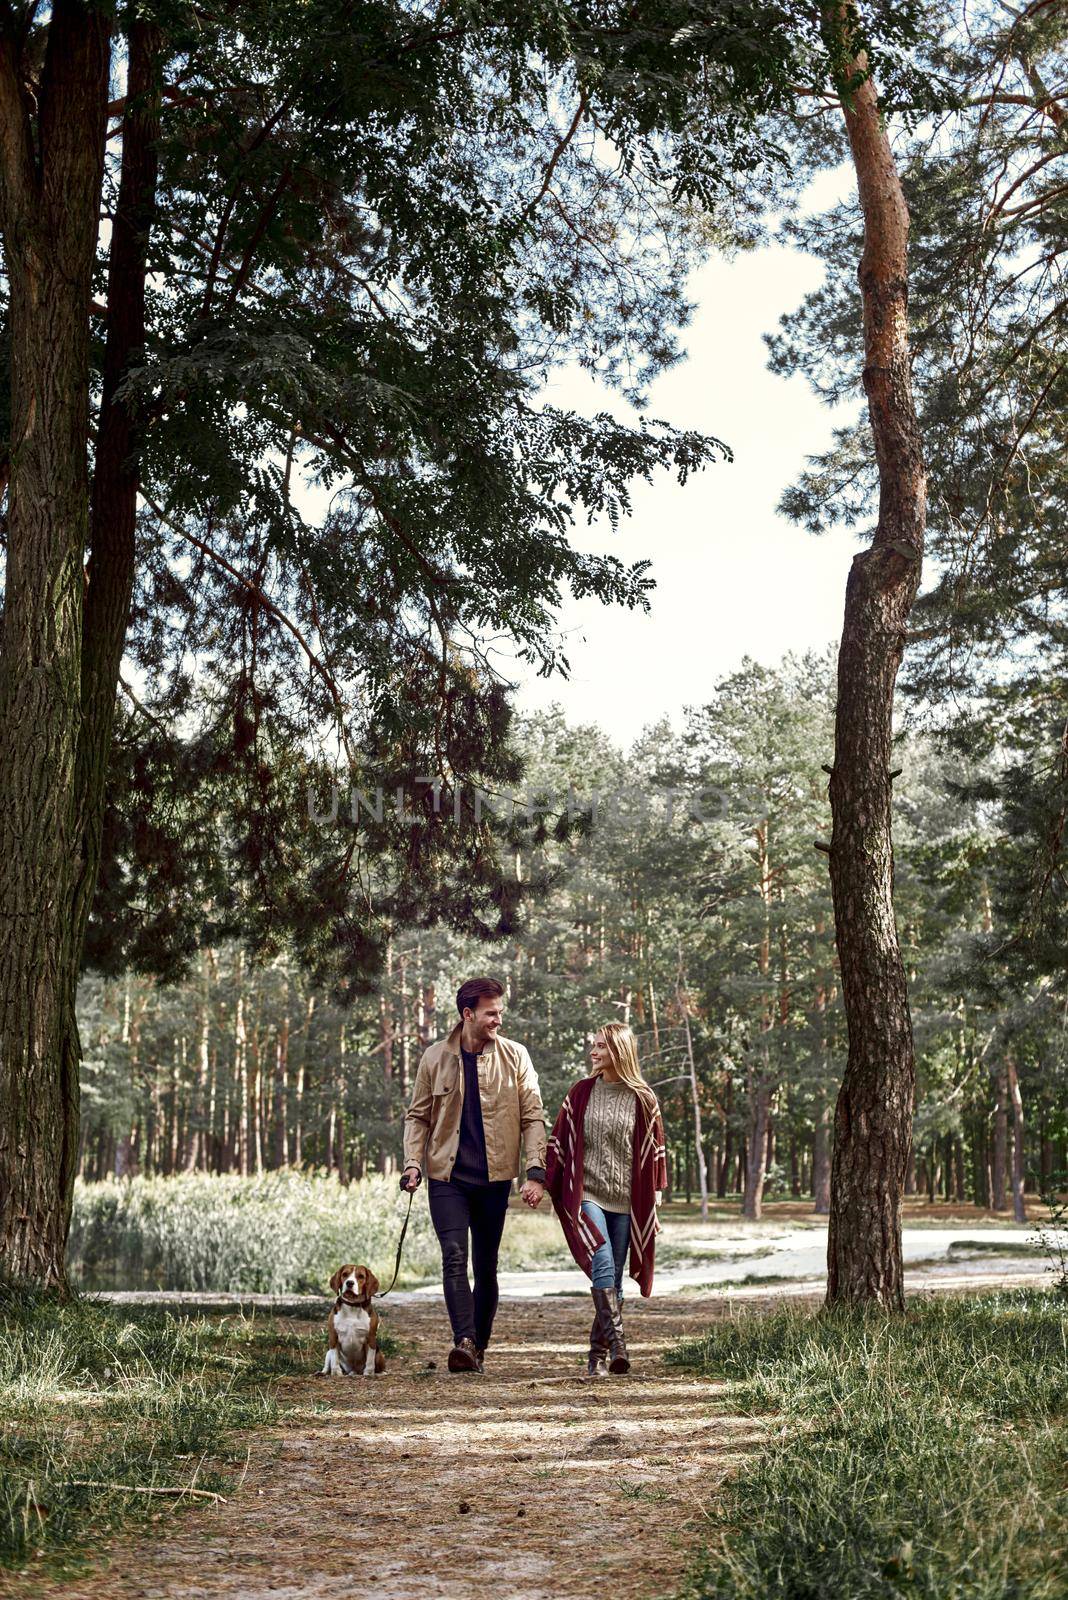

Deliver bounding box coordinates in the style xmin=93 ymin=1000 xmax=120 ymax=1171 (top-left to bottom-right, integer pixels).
xmin=336 ymin=1292 xmax=371 ymax=1309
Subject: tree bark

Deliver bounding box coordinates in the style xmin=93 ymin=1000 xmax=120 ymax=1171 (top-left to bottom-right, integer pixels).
xmin=273 ymin=1009 xmax=290 ymax=1167
xmin=378 ymin=944 xmax=395 ymax=1176
xmin=952 ymin=1136 xmax=964 ymax=1202
xmin=293 ymin=993 xmax=314 ymax=1165
xmin=992 ymin=1068 xmax=1008 ymax=1212
xmin=813 ymin=1099 xmax=832 ymax=1214
xmin=742 ymin=1067 xmax=772 ymax=1220
xmin=717 ymin=1078 xmax=733 ymax=1200
xmin=824 ymin=17 xmax=927 ymax=1309
xmin=236 ymin=961 xmax=249 ymax=1178
xmin=0 ymin=3 xmax=113 ymax=1286
xmin=335 ymin=1022 xmax=349 ymax=1185
xmin=678 ymin=956 xmax=708 ymax=1221
xmin=186 ymin=949 xmax=212 ymax=1172
xmin=1007 ymin=1058 xmax=1026 ymax=1223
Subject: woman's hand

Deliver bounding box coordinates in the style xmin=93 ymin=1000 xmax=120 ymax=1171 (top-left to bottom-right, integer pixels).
xmin=521 ymin=1179 xmax=545 ymax=1208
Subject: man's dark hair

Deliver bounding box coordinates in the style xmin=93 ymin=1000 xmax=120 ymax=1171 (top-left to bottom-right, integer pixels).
xmin=456 ymin=976 xmax=505 ymax=1017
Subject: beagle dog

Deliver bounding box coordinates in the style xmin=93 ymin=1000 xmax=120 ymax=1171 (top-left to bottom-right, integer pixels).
xmin=320 ymin=1264 xmax=385 ymax=1377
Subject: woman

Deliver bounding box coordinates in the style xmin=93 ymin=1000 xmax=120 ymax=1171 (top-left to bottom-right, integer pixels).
xmin=546 ymin=1022 xmax=667 ymax=1377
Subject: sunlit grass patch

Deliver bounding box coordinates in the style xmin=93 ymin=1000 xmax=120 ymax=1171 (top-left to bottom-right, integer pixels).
xmin=0 ymin=1284 xmax=299 ymax=1575
xmin=669 ymin=1289 xmax=1068 ymax=1600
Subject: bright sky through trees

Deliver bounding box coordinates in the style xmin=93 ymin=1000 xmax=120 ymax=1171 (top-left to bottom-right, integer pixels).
xmin=512 ymin=169 xmax=863 ymax=745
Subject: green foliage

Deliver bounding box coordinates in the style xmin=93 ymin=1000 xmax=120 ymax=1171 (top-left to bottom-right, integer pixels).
xmin=7 ymin=0 xmax=925 ymax=998
xmin=79 ymin=0 xmax=760 ymax=993
xmin=0 ymin=1287 xmax=284 ymax=1573
xmin=670 ymin=1291 xmax=1068 ymax=1600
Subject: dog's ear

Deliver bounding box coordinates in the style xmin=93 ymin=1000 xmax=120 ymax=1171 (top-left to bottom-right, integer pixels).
xmin=360 ymin=1265 xmax=380 ymax=1299
xmin=329 ymin=1265 xmax=346 ymax=1293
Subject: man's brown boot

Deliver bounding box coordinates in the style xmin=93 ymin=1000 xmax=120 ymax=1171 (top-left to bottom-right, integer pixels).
xmin=447 ymin=1337 xmax=481 ymax=1372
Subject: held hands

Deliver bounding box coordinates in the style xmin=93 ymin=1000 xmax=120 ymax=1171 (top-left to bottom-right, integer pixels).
xmin=521 ymin=1179 xmax=545 ymax=1209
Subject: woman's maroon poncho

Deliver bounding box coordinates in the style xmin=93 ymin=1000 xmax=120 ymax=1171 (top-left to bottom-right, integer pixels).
xmin=546 ymin=1075 xmax=668 ymax=1297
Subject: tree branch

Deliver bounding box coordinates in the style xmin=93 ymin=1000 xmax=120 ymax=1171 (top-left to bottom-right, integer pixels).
xmin=141 ymin=492 xmax=360 ymax=773
xmin=524 ymin=93 xmax=587 ymax=218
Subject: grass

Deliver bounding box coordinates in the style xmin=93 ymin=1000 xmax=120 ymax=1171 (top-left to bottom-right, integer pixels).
xmin=668 ymin=1288 xmax=1068 ymax=1600
xmin=0 ymin=1283 xmax=330 ymax=1577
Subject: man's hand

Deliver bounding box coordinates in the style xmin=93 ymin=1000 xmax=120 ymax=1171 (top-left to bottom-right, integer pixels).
xmin=400 ymin=1165 xmax=422 ymax=1193
xmin=521 ymin=1179 xmax=545 ymax=1208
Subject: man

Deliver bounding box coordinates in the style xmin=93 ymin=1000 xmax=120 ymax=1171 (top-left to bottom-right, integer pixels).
xmin=401 ymin=976 xmax=546 ymax=1372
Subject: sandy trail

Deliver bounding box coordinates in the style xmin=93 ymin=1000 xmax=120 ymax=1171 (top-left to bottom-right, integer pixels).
xmin=25 ymin=1294 xmax=763 ymax=1600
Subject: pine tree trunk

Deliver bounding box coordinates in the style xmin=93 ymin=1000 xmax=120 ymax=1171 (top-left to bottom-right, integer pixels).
xmin=168 ymin=1037 xmax=182 ymax=1172
xmin=992 ymin=1069 xmax=1008 ymax=1212
xmin=742 ymin=1069 xmax=771 ymax=1220
xmin=398 ymin=951 xmax=411 ymax=1096
xmin=274 ymin=1011 xmax=290 ymax=1168
xmin=0 ymin=3 xmax=113 ymax=1287
xmin=186 ymin=952 xmax=211 ymax=1172
xmin=293 ymin=993 xmax=314 ymax=1166
xmin=813 ymin=1099 xmax=832 ymax=1215
xmin=825 ymin=18 xmax=926 ymax=1310
xmin=1007 ymin=1059 xmax=1026 ymax=1223
xmin=250 ymin=1008 xmax=264 ymax=1176
xmin=336 ymin=1023 xmax=349 ymax=1184
xmin=378 ymin=956 xmax=395 ymax=1176
xmin=953 ymin=1137 xmax=967 ymax=1203
xmin=115 ymin=976 xmax=141 ymax=1177
xmin=418 ymin=976 xmax=435 ymax=1054
xmin=1040 ymin=1126 xmax=1053 ymax=1192
xmin=972 ymin=1118 xmax=989 ymax=1207
xmin=718 ymin=1105 xmax=733 ymax=1201
xmin=0 ymin=11 xmax=167 ymax=1284
xmin=236 ymin=965 xmax=249 ymax=1178
xmin=678 ymin=958 xmax=708 ymax=1220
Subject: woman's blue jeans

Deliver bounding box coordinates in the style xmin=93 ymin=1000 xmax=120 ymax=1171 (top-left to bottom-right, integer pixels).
xmin=581 ymin=1199 xmax=630 ymax=1300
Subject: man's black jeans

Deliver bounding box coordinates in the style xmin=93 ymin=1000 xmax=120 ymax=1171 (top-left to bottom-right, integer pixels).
xmin=427 ymin=1175 xmax=511 ymax=1349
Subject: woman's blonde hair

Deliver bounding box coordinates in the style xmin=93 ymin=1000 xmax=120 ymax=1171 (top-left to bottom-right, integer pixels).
xmin=591 ymin=1022 xmax=659 ymax=1122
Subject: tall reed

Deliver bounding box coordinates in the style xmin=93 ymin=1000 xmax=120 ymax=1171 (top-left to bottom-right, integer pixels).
xmin=68 ymin=1170 xmax=443 ymax=1293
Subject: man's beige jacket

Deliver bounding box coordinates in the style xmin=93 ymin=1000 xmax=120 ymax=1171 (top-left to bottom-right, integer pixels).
xmin=402 ymin=1024 xmax=547 ymax=1182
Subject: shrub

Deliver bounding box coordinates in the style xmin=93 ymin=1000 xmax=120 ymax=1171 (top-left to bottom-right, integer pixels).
xmin=68 ymin=1170 xmax=444 ymax=1294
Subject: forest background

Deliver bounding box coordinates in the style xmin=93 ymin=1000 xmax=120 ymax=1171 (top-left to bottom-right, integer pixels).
xmin=25 ymin=0 xmax=1066 ymax=1291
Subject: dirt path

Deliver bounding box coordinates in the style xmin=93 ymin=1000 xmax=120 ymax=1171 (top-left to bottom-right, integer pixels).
xmin=26 ymin=1294 xmax=762 ymax=1600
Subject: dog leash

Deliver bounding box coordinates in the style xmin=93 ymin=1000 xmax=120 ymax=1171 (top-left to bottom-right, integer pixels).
xmin=377 ymin=1187 xmax=415 ymax=1297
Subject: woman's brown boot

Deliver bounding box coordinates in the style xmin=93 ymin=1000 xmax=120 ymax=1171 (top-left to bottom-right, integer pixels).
xmin=587 ymin=1294 xmax=610 ymax=1378
xmin=592 ymin=1287 xmax=630 ymax=1374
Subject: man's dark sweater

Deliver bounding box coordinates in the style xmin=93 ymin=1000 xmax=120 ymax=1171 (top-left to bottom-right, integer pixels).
xmin=447 ymin=1042 xmax=547 ymax=1186
xmin=451 ymin=1046 xmax=491 ymax=1183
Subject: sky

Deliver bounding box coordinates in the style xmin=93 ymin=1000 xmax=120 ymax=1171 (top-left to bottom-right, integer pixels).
xmin=505 ymin=184 xmax=866 ymax=751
